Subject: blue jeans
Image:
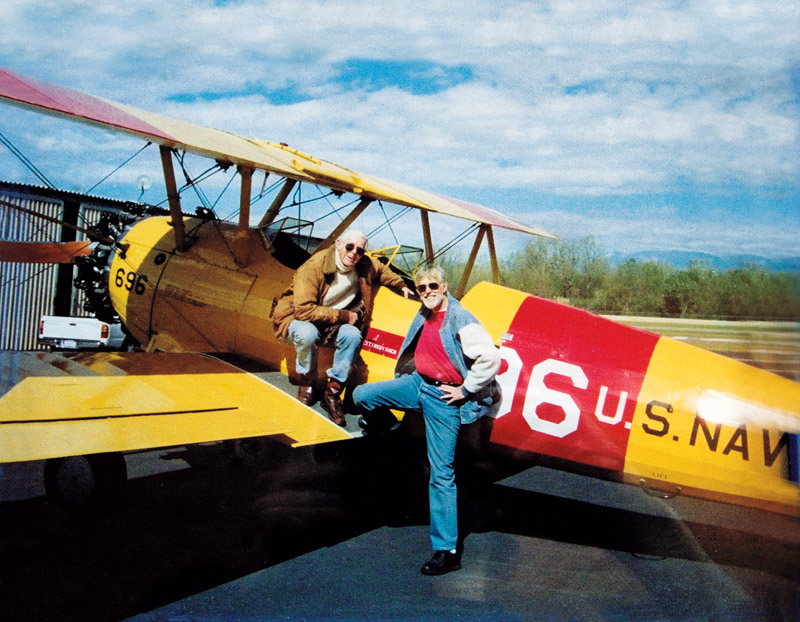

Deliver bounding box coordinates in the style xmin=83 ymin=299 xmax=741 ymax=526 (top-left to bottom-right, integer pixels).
xmin=353 ymin=373 xmax=462 ymax=551
xmin=286 ymin=320 xmax=362 ymax=383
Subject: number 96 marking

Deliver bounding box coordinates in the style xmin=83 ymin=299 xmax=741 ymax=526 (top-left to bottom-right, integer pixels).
xmin=114 ymin=268 xmax=147 ymax=295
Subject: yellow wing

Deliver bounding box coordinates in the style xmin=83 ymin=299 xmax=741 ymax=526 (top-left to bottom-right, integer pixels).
xmin=0 ymin=66 xmax=551 ymax=237
xmin=0 ymin=351 xmax=351 ymax=463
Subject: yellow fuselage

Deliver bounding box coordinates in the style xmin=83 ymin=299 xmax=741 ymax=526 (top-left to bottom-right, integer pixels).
xmin=107 ymin=216 xmax=800 ymax=516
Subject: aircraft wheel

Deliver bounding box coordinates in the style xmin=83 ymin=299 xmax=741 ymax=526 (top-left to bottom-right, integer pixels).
xmin=44 ymin=452 xmax=127 ymax=506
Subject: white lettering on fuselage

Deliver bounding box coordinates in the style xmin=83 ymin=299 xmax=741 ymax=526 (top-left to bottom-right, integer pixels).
xmin=524 ymin=359 xmax=588 ymax=438
xmin=496 ymin=346 xmax=629 ymax=439
xmin=595 ymin=385 xmax=629 ymax=426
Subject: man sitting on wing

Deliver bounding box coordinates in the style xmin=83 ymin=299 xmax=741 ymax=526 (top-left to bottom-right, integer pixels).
xmin=272 ymin=229 xmax=413 ymax=425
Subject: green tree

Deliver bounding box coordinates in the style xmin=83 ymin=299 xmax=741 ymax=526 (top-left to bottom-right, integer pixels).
xmin=663 ymin=260 xmax=717 ymax=317
xmin=434 ymin=235 xmax=800 ymax=321
xmin=503 ymin=237 xmax=560 ymax=298
xmin=717 ymin=266 xmax=800 ymax=319
xmin=502 ymin=236 xmax=610 ymax=304
xmin=764 ymin=272 xmax=800 ymax=319
xmin=594 ymin=259 xmax=671 ymax=315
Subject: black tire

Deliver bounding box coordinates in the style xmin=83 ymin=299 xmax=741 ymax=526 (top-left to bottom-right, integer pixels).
xmin=44 ymin=452 xmax=127 ymax=506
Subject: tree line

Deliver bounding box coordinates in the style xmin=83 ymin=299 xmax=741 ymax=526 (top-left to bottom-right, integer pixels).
xmin=445 ymin=237 xmax=800 ymax=321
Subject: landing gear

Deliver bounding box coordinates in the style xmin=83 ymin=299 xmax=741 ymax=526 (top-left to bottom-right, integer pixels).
xmin=43 ymin=452 xmax=127 ymax=506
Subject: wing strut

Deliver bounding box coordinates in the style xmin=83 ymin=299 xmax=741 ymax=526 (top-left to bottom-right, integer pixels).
xmin=237 ymin=166 xmax=253 ymax=233
xmin=456 ymin=224 xmax=501 ymax=298
xmin=486 ymin=225 xmax=501 ymax=283
xmin=257 ymin=178 xmax=297 ymax=228
xmin=159 ymin=146 xmax=189 ymax=252
xmin=318 ymin=197 xmax=373 ymax=250
xmin=228 ymin=165 xmax=255 ymax=267
xmin=420 ymin=210 xmax=434 ymax=264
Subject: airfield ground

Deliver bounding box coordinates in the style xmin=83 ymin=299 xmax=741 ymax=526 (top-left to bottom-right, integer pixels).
xmin=0 ymin=319 xmax=797 ymax=621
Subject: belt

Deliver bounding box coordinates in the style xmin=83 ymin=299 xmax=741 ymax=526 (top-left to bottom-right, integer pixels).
xmin=418 ymin=373 xmax=457 ymax=387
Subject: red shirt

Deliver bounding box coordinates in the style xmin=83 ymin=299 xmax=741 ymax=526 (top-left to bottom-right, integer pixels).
xmin=414 ymin=310 xmax=463 ymax=385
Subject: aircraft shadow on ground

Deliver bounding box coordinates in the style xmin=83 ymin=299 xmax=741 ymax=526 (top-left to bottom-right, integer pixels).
xmin=462 ymin=482 xmax=798 ymax=581
xmin=0 ymin=436 xmax=795 ymax=622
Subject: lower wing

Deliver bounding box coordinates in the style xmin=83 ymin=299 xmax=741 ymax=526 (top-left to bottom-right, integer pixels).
xmin=0 ymin=350 xmax=351 ymax=463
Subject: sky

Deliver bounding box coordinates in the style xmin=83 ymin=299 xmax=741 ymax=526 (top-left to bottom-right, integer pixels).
xmin=0 ymin=0 xmax=798 ymax=263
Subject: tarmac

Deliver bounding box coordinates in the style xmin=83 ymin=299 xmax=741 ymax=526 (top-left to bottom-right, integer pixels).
xmin=126 ymin=461 xmax=799 ymax=622
xmin=2 ymin=432 xmax=797 ymax=622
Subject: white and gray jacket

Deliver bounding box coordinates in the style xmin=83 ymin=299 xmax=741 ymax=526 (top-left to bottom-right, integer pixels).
xmin=395 ymin=293 xmax=501 ymax=423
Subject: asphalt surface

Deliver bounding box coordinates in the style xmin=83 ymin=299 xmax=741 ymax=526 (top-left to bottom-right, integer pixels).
xmin=1 ymin=430 xmax=797 ymax=622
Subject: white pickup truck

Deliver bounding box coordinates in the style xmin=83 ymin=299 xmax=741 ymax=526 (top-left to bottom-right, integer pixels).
xmin=38 ymin=315 xmax=126 ymax=350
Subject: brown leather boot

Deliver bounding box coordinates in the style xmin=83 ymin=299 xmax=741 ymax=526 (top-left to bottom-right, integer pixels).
xmin=296 ymin=373 xmax=316 ymax=405
xmin=321 ymin=378 xmax=346 ymax=426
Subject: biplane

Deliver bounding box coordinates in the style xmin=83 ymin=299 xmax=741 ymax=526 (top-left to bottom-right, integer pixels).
xmin=0 ymin=67 xmax=798 ymax=517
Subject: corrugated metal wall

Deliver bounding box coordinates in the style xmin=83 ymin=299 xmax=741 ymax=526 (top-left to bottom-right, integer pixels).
xmin=0 ymin=195 xmax=63 ymax=350
xmin=1 ymin=183 xmax=133 ymax=351
xmin=0 ymin=191 xmax=108 ymax=349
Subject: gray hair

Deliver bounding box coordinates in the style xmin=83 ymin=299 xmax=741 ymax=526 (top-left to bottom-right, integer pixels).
xmin=413 ymin=264 xmax=447 ymax=286
xmin=338 ymin=228 xmax=368 ymax=249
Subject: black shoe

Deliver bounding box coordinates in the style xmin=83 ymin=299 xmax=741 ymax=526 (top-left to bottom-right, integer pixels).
xmin=357 ymin=413 xmax=401 ymax=435
xmin=420 ymin=550 xmax=461 ymax=576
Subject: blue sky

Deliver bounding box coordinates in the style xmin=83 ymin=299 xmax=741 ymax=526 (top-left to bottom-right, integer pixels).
xmin=0 ymin=0 xmax=798 ymax=262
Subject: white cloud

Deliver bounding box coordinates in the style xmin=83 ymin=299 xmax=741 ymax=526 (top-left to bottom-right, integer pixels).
xmin=1 ymin=0 xmax=798 ymax=258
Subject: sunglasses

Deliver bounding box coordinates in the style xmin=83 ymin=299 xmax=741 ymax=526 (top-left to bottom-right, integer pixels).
xmin=415 ymin=282 xmax=441 ymax=294
xmin=343 ymin=243 xmax=366 ymax=256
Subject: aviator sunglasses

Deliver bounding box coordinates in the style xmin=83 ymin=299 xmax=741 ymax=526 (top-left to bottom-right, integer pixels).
xmin=343 ymin=243 xmax=366 ymax=256
xmin=415 ymin=282 xmax=441 ymax=294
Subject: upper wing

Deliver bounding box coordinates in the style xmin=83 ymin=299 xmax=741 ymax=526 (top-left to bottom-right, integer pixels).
xmin=0 ymin=351 xmax=351 ymax=463
xmin=0 ymin=67 xmax=551 ymax=237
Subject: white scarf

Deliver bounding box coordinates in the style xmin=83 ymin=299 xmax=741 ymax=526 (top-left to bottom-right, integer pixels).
xmin=323 ymin=253 xmax=359 ymax=309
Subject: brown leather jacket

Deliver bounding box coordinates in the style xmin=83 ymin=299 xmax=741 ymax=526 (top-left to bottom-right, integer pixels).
xmin=272 ymin=245 xmax=407 ymax=341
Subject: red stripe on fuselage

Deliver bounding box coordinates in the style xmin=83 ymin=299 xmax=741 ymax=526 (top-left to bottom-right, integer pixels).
xmin=0 ymin=68 xmax=174 ymax=142
xmin=490 ymin=296 xmax=660 ymax=471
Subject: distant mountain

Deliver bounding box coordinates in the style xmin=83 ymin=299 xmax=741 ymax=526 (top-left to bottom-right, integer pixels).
xmin=606 ymin=251 xmax=800 ymax=272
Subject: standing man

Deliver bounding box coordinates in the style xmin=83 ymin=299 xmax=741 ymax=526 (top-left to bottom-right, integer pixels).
xmin=272 ymin=229 xmax=412 ymax=426
xmin=353 ymin=264 xmax=500 ymax=575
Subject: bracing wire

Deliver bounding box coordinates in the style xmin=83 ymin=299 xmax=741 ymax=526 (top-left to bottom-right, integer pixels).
xmin=249 ymin=175 xmax=284 ymax=208
xmin=1 ymin=198 xmax=57 ymax=245
xmin=433 ymin=222 xmax=481 ymax=261
xmin=211 ymin=171 xmax=238 ymax=212
xmin=1 ymin=262 xmax=56 ymax=290
xmin=1 ymin=198 xmax=71 ymax=252
xmin=174 ymin=151 xmax=217 ymax=211
xmin=314 ymin=196 xmax=362 ymax=224
xmin=84 ymin=142 xmax=152 ymax=194
xmin=0 ymin=130 xmax=56 ymax=189
xmin=368 ymin=202 xmax=412 ymax=240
